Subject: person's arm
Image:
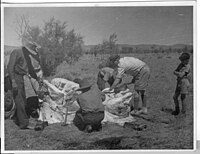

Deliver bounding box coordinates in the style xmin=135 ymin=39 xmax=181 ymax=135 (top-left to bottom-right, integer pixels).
xmin=183 ymin=64 xmax=191 ymax=77
xmin=174 ymin=71 xmax=183 ymax=77
xmin=69 ymin=91 xmax=79 ymax=102
xmin=7 ymin=50 xmax=20 ymax=90
xmin=174 ymin=65 xmax=190 ymax=78
xmin=174 ymin=63 xmax=185 ymax=77
xmin=110 ymin=78 xmax=121 ymax=90
xmin=174 ymin=64 xmax=190 ymax=78
xmin=110 ymin=66 xmax=124 ymax=90
xmin=7 ymin=50 xmax=18 ymax=82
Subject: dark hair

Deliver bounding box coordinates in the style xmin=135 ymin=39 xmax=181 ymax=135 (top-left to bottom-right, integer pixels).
xmin=109 ymin=55 xmax=120 ymax=62
xmin=179 ymin=53 xmax=190 ymax=61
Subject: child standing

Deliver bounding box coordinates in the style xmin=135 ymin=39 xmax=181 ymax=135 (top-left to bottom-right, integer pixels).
xmin=172 ymin=52 xmax=191 ymax=116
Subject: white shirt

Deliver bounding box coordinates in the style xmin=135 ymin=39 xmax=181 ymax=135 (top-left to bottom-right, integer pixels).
xmin=116 ymin=57 xmax=146 ymax=78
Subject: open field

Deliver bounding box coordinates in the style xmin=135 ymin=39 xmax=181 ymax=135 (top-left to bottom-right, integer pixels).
xmin=4 ymin=52 xmax=194 ymax=150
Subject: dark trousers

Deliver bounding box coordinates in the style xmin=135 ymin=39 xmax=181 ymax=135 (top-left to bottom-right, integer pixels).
xmin=73 ymin=110 xmax=104 ymax=131
xmin=97 ymin=73 xmax=106 ymax=91
xmin=12 ymin=75 xmax=29 ymax=129
xmin=26 ymin=96 xmax=39 ymax=118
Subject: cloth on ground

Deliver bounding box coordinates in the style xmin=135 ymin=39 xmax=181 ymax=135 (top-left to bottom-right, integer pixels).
xmin=51 ymin=78 xmax=80 ymax=93
xmin=102 ymin=89 xmax=132 ymax=117
xmin=38 ymin=78 xmax=135 ymax=126
xmin=38 ymin=78 xmax=80 ymax=124
xmin=101 ymin=88 xmax=135 ymax=126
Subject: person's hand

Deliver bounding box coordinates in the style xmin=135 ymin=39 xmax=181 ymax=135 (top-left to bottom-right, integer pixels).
xmin=38 ymin=77 xmax=44 ymax=87
xmin=109 ymin=87 xmax=114 ymax=92
xmin=114 ymin=87 xmax=121 ymax=93
xmin=12 ymin=80 xmax=18 ymax=96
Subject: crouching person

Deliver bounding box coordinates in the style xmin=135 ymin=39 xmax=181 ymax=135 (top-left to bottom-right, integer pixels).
xmin=97 ymin=67 xmax=116 ymax=91
xmin=73 ymin=78 xmax=105 ymax=133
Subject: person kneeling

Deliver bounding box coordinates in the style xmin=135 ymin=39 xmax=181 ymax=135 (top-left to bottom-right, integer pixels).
xmin=73 ymin=78 xmax=105 ymax=133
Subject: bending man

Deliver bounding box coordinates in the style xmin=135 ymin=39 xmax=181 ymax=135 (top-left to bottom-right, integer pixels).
xmin=109 ymin=55 xmax=150 ymax=115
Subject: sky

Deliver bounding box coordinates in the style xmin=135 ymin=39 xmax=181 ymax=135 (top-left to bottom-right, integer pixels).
xmin=4 ymin=5 xmax=193 ymax=46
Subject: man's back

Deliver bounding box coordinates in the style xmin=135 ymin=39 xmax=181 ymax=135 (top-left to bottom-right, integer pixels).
xmin=77 ymin=84 xmax=105 ymax=113
xmin=117 ymin=57 xmax=146 ymax=77
xmin=119 ymin=57 xmax=146 ymax=70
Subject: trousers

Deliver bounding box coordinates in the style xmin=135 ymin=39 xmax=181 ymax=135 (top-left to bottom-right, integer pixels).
xmin=12 ymin=75 xmax=29 ymax=129
xmin=73 ymin=110 xmax=104 ymax=131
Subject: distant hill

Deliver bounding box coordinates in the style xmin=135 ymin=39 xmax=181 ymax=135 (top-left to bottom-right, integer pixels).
xmin=4 ymin=43 xmax=193 ymax=55
xmin=171 ymin=44 xmax=193 ymax=49
xmin=83 ymin=43 xmax=193 ymax=53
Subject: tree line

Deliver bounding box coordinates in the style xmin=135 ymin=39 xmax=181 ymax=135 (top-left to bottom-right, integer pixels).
xmin=86 ymin=44 xmax=193 ymax=55
xmin=15 ymin=15 xmax=192 ymax=77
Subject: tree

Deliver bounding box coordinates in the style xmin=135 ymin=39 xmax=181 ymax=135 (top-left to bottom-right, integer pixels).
xmin=108 ymin=33 xmax=118 ymax=54
xmin=91 ymin=33 xmax=119 ymax=57
xmin=63 ymin=29 xmax=84 ymax=64
xmin=15 ymin=16 xmax=84 ymax=76
xmin=15 ymin=15 xmax=31 ymax=44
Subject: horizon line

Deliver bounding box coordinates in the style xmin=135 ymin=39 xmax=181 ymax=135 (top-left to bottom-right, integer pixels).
xmin=4 ymin=43 xmax=193 ymax=47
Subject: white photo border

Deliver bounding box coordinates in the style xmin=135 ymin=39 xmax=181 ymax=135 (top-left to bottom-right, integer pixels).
xmin=1 ymin=0 xmax=198 ymax=153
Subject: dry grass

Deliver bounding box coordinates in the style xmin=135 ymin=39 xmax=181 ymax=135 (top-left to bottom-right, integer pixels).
xmin=4 ymin=52 xmax=194 ymax=150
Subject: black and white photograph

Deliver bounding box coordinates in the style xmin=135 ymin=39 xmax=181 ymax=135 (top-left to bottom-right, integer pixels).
xmin=2 ymin=0 xmax=196 ymax=152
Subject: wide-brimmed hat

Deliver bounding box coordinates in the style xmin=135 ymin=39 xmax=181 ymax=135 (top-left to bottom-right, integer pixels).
xmin=179 ymin=52 xmax=190 ymax=61
xmin=76 ymin=78 xmax=92 ymax=91
xmin=109 ymin=54 xmax=120 ymax=62
xmin=24 ymin=40 xmax=41 ymax=50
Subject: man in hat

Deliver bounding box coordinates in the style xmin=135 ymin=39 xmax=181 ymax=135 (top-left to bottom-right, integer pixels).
xmin=172 ymin=52 xmax=191 ymax=116
xmin=7 ymin=41 xmax=42 ymax=129
xmin=73 ymin=78 xmax=105 ymax=133
xmin=108 ymin=55 xmax=150 ymax=115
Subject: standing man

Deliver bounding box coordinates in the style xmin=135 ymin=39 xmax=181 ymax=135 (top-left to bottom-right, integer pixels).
xmin=7 ymin=41 xmax=42 ymax=129
xmin=109 ymin=55 xmax=150 ymax=115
